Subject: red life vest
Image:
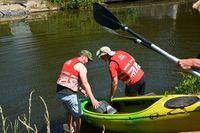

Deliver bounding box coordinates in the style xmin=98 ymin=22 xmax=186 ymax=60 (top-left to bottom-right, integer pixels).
xmin=110 ymin=51 xmax=144 ymax=86
xmin=57 ymin=58 xmax=80 ymax=92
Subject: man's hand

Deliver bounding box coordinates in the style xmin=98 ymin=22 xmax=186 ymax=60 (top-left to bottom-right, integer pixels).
xmin=178 ymin=59 xmax=193 ymax=70
xmin=91 ymin=99 xmax=101 ymax=109
xmin=80 ymin=89 xmax=88 ymax=98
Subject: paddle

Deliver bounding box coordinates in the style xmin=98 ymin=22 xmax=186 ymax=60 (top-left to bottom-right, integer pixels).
xmin=93 ymin=3 xmax=200 ymax=77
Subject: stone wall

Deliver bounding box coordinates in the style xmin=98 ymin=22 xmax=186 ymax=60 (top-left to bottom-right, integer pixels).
xmin=0 ymin=0 xmax=60 ymax=19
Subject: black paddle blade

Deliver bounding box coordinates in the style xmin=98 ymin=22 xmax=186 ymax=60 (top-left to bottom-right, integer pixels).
xmin=93 ymin=3 xmax=122 ymax=30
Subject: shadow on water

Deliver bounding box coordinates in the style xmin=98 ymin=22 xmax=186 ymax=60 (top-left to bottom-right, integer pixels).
xmin=0 ymin=0 xmax=200 ymax=132
xmin=43 ymin=120 xmax=121 ymax=133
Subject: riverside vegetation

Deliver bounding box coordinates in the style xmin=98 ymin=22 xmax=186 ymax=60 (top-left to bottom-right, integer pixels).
xmin=0 ymin=0 xmax=104 ymax=9
xmin=174 ymin=75 xmax=200 ymax=94
xmin=0 ymin=75 xmax=199 ymax=133
xmin=0 ymin=91 xmax=50 ymax=133
xmin=56 ymin=0 xmax=104 ymax=9
xmin=42 ymin=0 xmax=104 ymax=9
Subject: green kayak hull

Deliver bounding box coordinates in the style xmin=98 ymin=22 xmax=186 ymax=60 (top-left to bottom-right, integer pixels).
xmin=81 ymin=95 xmax=200 ymax=133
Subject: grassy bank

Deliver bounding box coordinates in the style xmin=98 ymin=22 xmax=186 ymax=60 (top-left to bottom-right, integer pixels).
xmin=173 ymin=75 xmax=200 ymax=94
xmin=0 ymin=0 xmax=104 ymax=11
xmin=55 ymin=0 xmax=104 ymax=9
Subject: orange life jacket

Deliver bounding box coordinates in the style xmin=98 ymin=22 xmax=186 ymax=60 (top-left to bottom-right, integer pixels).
xmin=57 ymin=58 xmax=80 ymax=92
xmin=110 ymin=51 xmax=144 ymax=86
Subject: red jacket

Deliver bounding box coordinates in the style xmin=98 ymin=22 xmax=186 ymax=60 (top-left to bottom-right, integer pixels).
xmin=109 ymin=51 xmax=144 ymax=86
xmin=57 ymin=58 xmax=80 ymax=92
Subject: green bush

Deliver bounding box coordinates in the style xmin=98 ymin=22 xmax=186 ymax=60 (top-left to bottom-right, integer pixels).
xmin=51 ymin=0 xmax=62 ymax=3
xmin=68 ymin=0 xmax=103 ymax=9
xmin=174 ymin=75 xmax=200 ymax=94
xmin=52 ymin=0 xmax=104 ymax=9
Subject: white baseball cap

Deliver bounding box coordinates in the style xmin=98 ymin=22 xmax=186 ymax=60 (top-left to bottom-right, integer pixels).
xmin=96 ymin=46 xmax=115 ymax=58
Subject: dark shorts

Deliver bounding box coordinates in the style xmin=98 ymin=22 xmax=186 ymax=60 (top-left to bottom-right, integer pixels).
xmin=125 ymin=75 xmax=145 ymax=96
xmin=56 ymin=84 xmax=76 ymax=95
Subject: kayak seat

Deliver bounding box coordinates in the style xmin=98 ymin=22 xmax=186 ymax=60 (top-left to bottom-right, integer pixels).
xmin=164 ymin=96 xmax=199 ymax=109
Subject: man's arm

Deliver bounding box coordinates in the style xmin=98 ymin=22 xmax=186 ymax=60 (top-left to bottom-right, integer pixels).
xmin=75 ymin=63 xmax=100 ymax=108
xmin=108 ymin=61 xmax=119 ymax=102
xmin=109 ymin=76 xmax=118 ymax=102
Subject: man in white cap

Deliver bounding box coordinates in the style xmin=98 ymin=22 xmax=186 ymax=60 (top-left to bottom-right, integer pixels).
xmin=57 ymin=50 xmax=100 ymax=133
xmin=96 ymin=46 xmax=145 ymax=102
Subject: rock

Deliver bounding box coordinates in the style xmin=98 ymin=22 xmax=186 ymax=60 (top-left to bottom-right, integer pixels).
xmin=0 ymin=11 xmax=4 ymax=17
xmin=0 ymin=10 xmax=29 ymax=17
xmin=27 ymin=0 xmax=45 ymax=9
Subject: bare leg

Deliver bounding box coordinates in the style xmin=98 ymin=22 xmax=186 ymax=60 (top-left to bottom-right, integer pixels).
xmin=67 ymin=112 xmax=73 ymax=132
xmin=73 ymin=117 xmax=81 ymax=133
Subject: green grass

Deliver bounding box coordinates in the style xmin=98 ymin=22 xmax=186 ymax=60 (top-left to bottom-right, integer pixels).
xmin=0 ymin=0 xmax=103 ymax=9
xmin=52 ymin=0 xmax=104 ymax=9
xmin=174 ymin=75 xmax=200 ymax=94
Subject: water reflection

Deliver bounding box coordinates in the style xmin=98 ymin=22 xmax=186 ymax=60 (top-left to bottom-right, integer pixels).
xmin=9 ymin=20 xmax=32 ymax=36
xmin=138 ymin=3 xmax=179 ymax=19
xmin=168 ymin=4 xmax=178 ymax=19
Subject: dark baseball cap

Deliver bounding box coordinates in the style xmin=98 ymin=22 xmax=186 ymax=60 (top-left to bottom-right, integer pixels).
xmin=80 ymin=50 xmax=93 ymax=61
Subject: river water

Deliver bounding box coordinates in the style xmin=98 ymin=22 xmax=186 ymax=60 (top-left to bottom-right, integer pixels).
xmin=0 ymin=0 xmax=199 ymax=132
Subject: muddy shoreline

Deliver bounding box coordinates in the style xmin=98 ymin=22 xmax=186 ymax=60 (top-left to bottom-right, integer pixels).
xmin=0 ymin=0 xmax=60 ymax=19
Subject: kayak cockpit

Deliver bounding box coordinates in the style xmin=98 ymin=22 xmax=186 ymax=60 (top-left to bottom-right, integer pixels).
xmin=84 ymin=97 xmax=162 ymax=114
xmin=112 ymin=98 xmax=160 ymax=113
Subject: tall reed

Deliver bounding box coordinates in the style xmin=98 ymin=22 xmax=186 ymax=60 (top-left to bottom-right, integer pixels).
xmin=18 ymin=90 xmax=38 ymax=133
xmin=1 ymin=90 xmax=51 ymax=133
xmin=0 ymin=106 xmax=9 ymax=133
xmin=39 ymin=96 xmax=50 ymax=133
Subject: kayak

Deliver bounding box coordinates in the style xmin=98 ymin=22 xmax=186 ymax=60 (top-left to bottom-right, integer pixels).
xmin=80 ymin=94 xmax=200 ymax=133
